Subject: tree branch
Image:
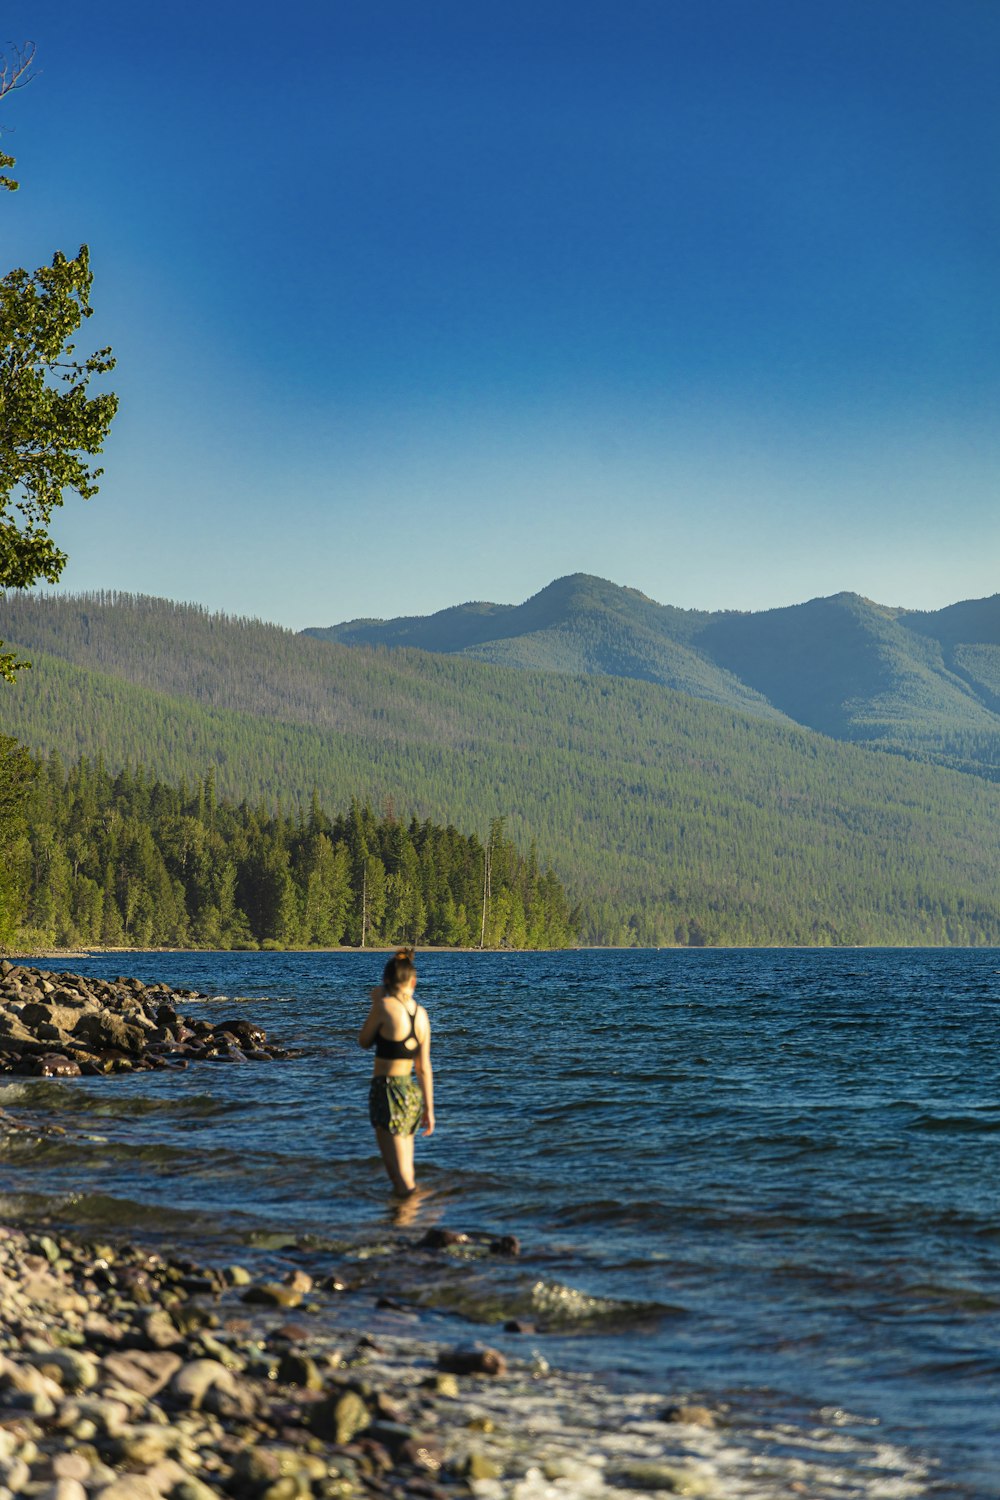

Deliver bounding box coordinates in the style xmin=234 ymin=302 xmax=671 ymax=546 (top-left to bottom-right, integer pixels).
xmin=0 ymin=42 xmax=37 ymax=101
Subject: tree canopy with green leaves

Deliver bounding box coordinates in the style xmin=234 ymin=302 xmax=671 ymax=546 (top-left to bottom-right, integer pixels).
xmin=1 ymin=43 xmax=118 ymax=681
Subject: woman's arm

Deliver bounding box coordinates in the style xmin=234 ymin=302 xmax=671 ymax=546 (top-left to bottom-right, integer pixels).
xmin=415 ymin=1010 xmax=435 ymax=1135
xmin=358 ymin=987 xmax=386 ymax=1049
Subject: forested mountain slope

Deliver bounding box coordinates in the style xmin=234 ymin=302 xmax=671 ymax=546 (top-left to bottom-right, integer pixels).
xmin=2 ymin=592 xmax=1000 ymax=945
xmin=307 ymin=575 xmax=1000 ymax=777
xmin=309 ymin=574 xmax=785 ymax=721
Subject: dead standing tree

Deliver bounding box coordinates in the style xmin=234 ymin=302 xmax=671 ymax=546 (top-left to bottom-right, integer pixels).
xmin=1 ymin=42 xmax=37 ymax=193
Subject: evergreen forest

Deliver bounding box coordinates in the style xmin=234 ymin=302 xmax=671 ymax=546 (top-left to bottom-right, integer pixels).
xmin=308 ymin=573 xmax=1000 ymax=778
xmin=3 ymin=593 xmax=1000 ymax=947
xmin=0 ymin=742 xmax=575 ymax=951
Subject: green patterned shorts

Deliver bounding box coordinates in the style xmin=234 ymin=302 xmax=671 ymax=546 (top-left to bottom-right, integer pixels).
xmin=368 ymin=1074 xmax=423 ymax=1136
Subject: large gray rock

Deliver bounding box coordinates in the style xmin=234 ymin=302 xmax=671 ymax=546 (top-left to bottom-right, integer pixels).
xmin=19 ymin=1001 xmax=87 ymax=1033
xmin=0 ymin=1013 xmax=38 ymax=1045
xmin=73 ymin=1012 xmax=147 ymax=1053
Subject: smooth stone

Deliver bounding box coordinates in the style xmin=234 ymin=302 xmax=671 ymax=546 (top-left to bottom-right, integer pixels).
xmin=242 ymin=1283 xmax=303 ymax=1309
xmin=0 ymin=1356 xmax=63 ymax=1402
xmin=138 ymin=1309 xmax=182 ymax=1349
xmin=196 ymin=1334 xmax=244 ymax=1371
xmin=613 ymin=1463 xmax=716 ymax=1495
xmin=231 ymin=1448 xmax=282 ymax=1487
xmin=52 ymin=1453 xmax=91 ymax=1481
xmin=29 ymin=1235 xmax=62 ymax=1264
xmin=143 ymin=1458 xmax=193 ymax=1494
xmin=276 ymin=1352 xmax=323 ymax=1390
xmin=260 ymin=1481 xmax=309 ymax=1500
xmin=26 ymin=1347 xmax=99 ymax=1390
xmin=172 ymin=1480 xmax=219 ymax=1500
xmin=661 ymin=1403 xmax=717 ymax=1428
xmin=93 ymin=1478 xmax=164 ymax=1500
xmin=72 ymin=1396 xmax=131 ymax=1437
xmin=464 ymin=1452 xmax=503 ymax=1481
xmin=0 ymin=1461 xmax=30 ymax=1492
xmin=366 ymin=1419 xmax=414 ymax=1454
xmin=35 ymin=1483 xmax=88 ymax=1500
xmin=397 ymin=1435 xmax=445 ymax=1472
xmin=270 ymin=1322 xmax=311 ymax=1344
xmin=436 ymin=1344 xmax=507 ymax=1377
xmin=283 ymin=1270 xmax=313 ymax=1295
xmin=169 ymin=1359 xmax=237 ymax=1410
xmin=489 ymin=1234 xmax=521 ymax=1256
xmin=310 ymin=1388 xmax=371 ymax=1444
xmin=419 ymin=1228 xmax=469 ymax=1249
xmin=102 ymin=1349 xmax=182 ymax=1398
xmin=116 ymin=1423 xmax=178 ymax=1466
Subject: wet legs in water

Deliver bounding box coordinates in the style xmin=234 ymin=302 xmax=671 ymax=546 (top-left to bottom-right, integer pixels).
xmin=375 ymin=1126 xmax=416 ymax=1195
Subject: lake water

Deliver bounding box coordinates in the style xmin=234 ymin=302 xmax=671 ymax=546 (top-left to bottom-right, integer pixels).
xmin=1 ymin=948 xmax=998 ymax=1498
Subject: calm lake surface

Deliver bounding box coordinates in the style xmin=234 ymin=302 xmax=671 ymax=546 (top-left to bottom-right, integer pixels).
xmin=2 ymin=948 xmax=998 ymax=1497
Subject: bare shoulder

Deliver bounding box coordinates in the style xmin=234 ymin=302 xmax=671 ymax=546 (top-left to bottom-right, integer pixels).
xmin=416 ymin=1004 xmax=431 ymax=1040
xmin=369 ymin=985 xmax=389 ymax=1010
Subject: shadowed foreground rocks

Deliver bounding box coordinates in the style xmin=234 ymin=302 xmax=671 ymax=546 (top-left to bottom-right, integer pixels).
xmin=0 ymin=1220 xmax=734 ymax=1499
xmin=0 ymin=1226 xmax=521 ymax=1499
xmin=0 ymin=965 xmax=289 ymax=1077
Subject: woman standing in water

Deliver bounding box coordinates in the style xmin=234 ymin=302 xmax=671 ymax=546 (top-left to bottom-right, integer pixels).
xmin=359 ymin=949 xmax=435 ymax=1195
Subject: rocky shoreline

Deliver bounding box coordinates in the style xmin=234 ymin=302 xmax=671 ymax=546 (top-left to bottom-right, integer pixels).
xmin=0 ymin=1219 xmax=733 ymax=1500
xmin=0 ymin=964 xmax=742 ymax=1500
xmin=0 ymin=965 xmax=290 ymax=1078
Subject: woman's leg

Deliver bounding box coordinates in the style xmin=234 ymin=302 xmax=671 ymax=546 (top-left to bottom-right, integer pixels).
xmin=374 ymin=1126 xmax=416 ymax=1194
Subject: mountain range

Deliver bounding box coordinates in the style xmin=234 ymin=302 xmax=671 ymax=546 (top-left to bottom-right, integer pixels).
xmin=305 ymin=573 xmax=1000 ymax=777
xmin=2 ymin=583 xmax=1000 ymax=946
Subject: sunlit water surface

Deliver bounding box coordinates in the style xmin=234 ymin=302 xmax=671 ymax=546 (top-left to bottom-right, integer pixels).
xmin=2 ymin=948 xmax=998 ymax=1497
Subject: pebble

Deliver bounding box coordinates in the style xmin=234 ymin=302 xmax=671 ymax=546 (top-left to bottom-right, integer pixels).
xmin=169 ymin=1359 xmax=237 ymax=1410
xmin=36 ymin=1483 xmax=88 ymax=1500
xmin=102 ymin=1350 xmax=182 ymax=1399
xmin=52 ymin=1453 xmax=91 ymax=1481
xmin=311 ymin=1388 xmax=371 ymax=1444
xmin=26 ymin=1346 xmax=99 ymax=1390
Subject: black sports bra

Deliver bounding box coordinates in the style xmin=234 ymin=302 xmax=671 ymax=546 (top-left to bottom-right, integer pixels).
xmin=374 ymin=999 xmax=419 ymax=1060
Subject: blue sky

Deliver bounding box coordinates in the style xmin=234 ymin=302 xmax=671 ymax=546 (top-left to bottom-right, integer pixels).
xmin=3 ymin=1 xmax=997 ymax=626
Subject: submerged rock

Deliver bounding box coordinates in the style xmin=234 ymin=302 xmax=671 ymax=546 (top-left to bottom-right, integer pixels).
xmin=242 ymin=1282 xmax=304 ymax=1309
xmin=661 ymin=1402 xmax=718 ymax=1428
xmin=436 ymin=1344 xmax=507 ymax=1377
